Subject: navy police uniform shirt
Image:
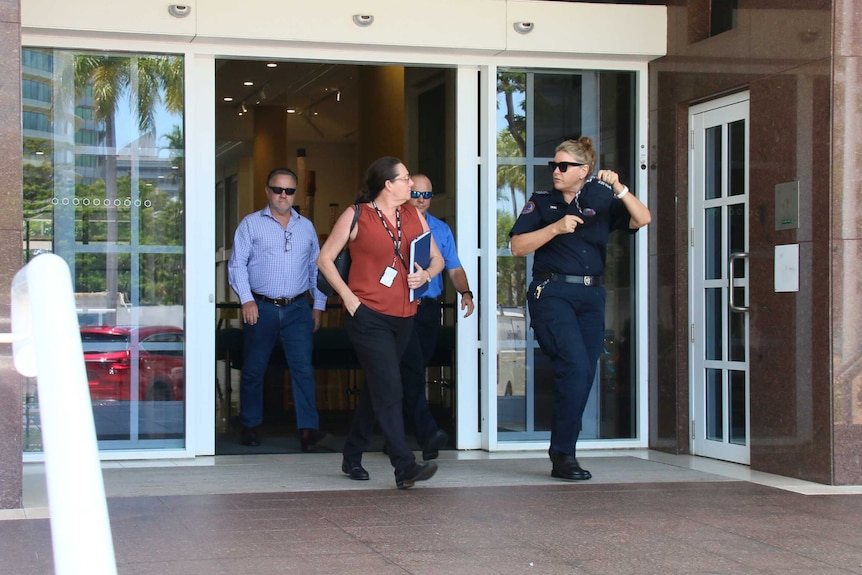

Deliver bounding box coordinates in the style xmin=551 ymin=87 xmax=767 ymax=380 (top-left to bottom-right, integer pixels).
xmin=508 ymin=178 xmax=635 ymax=277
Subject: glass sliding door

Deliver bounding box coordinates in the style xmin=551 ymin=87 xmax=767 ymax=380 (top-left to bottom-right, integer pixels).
xmin=22 ymin=48 xmax=186 ymax=451
xmin=496 ymin=69 xmax=638 ymax=441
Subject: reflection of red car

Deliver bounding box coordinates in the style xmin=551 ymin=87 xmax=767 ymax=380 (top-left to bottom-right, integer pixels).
xmin=80 ymin=326 xmax=184 ymax=401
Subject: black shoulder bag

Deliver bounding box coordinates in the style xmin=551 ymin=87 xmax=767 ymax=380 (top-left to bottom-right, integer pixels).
xmin=317 ymin=203 xmax=360 ymax=297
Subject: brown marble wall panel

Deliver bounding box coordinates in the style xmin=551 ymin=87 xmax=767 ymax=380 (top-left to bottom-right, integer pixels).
xmin=832 ymin=240 xmax=862 ymax=483
xmin=831 ymin=43 xmax=862 ymax=482
xmin=0 ymin=0 xmax=21 ymax=510
xmin=746 ymin=65 xmax=833 ymax=482
xmin=832 ymin=0 xmax=862 ymax=57
xmin=0 ymin=228 xmax=22 ymax=510
xmin=0 ymin=0 xmax=16 ymax=23
xmin=649 ymin=2 xmax=836 ymax=482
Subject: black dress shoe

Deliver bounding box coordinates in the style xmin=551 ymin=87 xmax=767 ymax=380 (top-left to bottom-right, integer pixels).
xmin=241 ymin=426 xmax=260 ymax=447
xmin=549 ymin=448 xmax=591 ymax=481
xmin=395 ymin=461 xmax=438 ymax=489
xmin=341 ymin=459 xmax=370 ymax=481
xmin=422 ymin=429 xmax=448 ymax=461
xmin=300 ymin=428 xmax=336 ymax=453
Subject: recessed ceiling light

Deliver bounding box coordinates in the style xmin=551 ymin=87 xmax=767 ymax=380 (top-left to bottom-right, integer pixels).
xmin=266 ymin=62 xmax=277 ymax=68
xmin=243 ymin=81 xmax=254 ymax=86
xmin=286 ymin=109 xmax=296 ymax=114
xmin=223 ymin=97 xmax=234 ymax=102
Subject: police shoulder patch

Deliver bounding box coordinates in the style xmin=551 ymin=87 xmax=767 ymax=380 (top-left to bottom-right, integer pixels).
xmin=520 ymin=201 xmax=536 ymax=215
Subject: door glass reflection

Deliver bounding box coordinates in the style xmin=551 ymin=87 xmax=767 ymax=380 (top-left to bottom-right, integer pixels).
xmin=21 ymin=48 xmax=185 ymax=452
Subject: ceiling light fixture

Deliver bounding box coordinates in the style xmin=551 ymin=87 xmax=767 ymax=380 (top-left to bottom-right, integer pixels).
xmin=352 ymin=14 xmax=373 ymax=27
xmin=243 ymin=81 xmax=254 ymax=86
xmin=240 ymin=103 xmax=248 ymax=114
xmin=223 ymin=97 xmax=233 ymax=102
xmin=266 ymin=62 xmax=278 ymax=68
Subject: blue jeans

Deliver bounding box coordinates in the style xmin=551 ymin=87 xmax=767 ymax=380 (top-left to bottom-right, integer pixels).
xmin=239 ymin=297 xmax=318 ymax=430
xmin=528 ymin=280 xmax=606 ymax=456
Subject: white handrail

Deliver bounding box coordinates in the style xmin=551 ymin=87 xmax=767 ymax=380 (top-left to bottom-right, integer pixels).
xmin=5 ymin=254 xmax=117 ymax=575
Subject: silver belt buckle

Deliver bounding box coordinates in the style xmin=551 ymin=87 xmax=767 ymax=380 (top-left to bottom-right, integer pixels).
xmin=583 ymin=276 xmax=592 ymax=286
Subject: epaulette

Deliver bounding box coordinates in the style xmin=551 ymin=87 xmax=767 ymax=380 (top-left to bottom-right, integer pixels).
xmin=588 ymin=177 xmax=613 ymax=191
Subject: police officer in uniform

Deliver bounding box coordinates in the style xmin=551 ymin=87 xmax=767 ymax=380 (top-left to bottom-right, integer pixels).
xmin=509 ymin=137 xmax=650 ymax=480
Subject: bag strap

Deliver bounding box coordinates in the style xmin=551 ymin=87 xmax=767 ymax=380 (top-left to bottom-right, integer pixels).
xmin=349 ymin=203 xmax=360 ymax=232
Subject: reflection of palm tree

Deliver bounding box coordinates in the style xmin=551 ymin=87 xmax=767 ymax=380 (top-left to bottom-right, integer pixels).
xmin=496 ymin=72 xmax=527 ymax=218
xmin=496 ymin=132 xmax=526 ymax=219
xmin=73 ymin=55 xmax=183 ymax=311
xmin=497 ymin=72 xmax=526 ymax=157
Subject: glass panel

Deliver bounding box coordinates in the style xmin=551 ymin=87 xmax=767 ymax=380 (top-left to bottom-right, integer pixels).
xmin=728 ymin=119 xmax=745 ymax=196
xmin=497 ymin=299 xmax=527 ymax=432
xmin=729 ymin=202 xmax=745 ymax=278
xmin=704 ymin=125 xmax=722 ymax=200
xmin=21 ymin=48 xmax=185 ymax=452
xmin=532 ymin=74 xmax=584 ymax=158
xmin=496 ymin=71 xmax=526 ymax=158
xmin=729 ymin=287 xmax=746 ymax=360
xmin=710 ymin=0 xmax=739 ymax=37
xmin=729 ymin=370 xmax=746 ymax=445
xmin=706 ymin=368 xmax=723 ymax=441
xmin=705 ymin=288 xmax=722 ymax=360
xmin=497 ymin=154 xmax=528 ymax=432
xmin=704 ymin=206 xmax=722 ymax=280
xmin=496 ymin=68 xmax=637 ymax=440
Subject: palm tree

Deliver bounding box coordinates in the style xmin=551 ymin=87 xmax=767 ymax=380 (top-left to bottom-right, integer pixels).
xmin=73 ymin=54 xmax=183 ymax=314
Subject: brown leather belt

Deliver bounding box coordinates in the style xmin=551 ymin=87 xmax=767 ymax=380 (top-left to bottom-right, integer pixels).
xmin=253 ymin=293 xmax=300 ymax=306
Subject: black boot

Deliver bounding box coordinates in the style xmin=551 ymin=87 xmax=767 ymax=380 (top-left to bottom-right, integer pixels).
xmin=549 ymin=448 xmax=591 ymax=481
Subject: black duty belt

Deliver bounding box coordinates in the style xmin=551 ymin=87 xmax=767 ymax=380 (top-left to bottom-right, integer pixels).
xmin=534 ymin=273 xmax=603 ymax=287
xmin=253 ymin=293 xmax=300 ymax=306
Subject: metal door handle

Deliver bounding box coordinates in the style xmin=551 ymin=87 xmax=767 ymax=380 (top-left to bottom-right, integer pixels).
xmin=728 ymin=252 xmax=749 ymax=312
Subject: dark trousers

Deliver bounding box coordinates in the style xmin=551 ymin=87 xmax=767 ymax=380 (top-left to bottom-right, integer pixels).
xmin=343 ymin=305 xmax=415 ymax=474
xmin=239 ymin=297 xmax=318 ymax=430
xmin=399 ymin=300 xmax=441 ymax=445
xmin=527 ymin=280 xmax=606 ymax=456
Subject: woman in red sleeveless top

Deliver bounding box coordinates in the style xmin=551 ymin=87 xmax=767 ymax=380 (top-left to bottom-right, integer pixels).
xmin=318 ymin=156 xmax=444 ymax=489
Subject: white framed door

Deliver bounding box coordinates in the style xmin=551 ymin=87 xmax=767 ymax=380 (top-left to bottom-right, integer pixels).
xmin=689 ymin=92 xmax=750 ymax=465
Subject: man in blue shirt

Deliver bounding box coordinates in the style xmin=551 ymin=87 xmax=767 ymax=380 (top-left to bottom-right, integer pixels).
xmin=228 ymin=167 xmax=331 ymax=451
xmin=400 ymin=174 xmax=474 ymax=460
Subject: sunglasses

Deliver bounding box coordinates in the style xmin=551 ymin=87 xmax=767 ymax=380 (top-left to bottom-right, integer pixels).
xmin=548 ymin=161 xmax=586 ymax=173
xmin=269 ymin=186 xmax=296 ymax=196
xmin=410 ymin=190 xmax=433 ymax=199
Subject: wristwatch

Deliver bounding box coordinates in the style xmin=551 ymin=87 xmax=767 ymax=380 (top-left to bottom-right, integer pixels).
xmin=461 ymin=290 xmax=473 ymax=298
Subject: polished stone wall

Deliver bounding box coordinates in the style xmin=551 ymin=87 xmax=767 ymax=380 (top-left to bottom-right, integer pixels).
xmin=831 ymin=0 xmax=862 ymax=485
xmin=0 ymin=0 xmax=22 ymax=508
xmin=648 ymin=0 xmax=862 ymax=484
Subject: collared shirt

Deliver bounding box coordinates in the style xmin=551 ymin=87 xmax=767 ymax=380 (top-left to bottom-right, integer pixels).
xmin=423 ymin=212 xmax=462 ymax=299
xmin=228 ymin=205 xmax=327 ymax=311
xmin=508 ymin=178 xmax=635 ymax=277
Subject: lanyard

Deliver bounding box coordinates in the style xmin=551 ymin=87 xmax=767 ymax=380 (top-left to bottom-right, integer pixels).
xmin=371 ymin=200 xmax=409 ymax=270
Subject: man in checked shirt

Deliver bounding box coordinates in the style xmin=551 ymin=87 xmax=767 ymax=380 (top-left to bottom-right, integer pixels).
xmin=228 ymin=167 xmax=332 ymax=452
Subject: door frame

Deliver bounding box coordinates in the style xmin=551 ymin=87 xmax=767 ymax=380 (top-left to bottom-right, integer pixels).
xmin=688 ymin=91 xmax=751 ymax=465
